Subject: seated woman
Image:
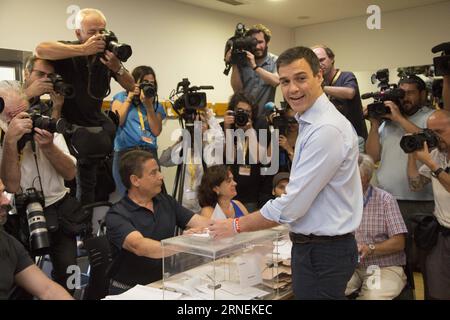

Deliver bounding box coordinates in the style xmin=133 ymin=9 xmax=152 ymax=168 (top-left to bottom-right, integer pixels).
xmin=198 ymin=165 xmax=248 ymax=219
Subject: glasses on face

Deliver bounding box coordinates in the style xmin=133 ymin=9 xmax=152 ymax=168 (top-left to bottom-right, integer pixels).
xmin=31 ymin=69 xmax=54 ymax=78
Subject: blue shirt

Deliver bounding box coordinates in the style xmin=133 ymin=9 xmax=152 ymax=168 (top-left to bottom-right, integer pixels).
xmin=112 ymin=91 xmax=166 ymax=151
xmin=260 ymin=94 xmax=363 ymax=236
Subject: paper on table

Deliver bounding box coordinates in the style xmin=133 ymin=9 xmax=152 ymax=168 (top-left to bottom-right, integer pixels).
xmin=102 ymin=285 xmax=182 ymax=300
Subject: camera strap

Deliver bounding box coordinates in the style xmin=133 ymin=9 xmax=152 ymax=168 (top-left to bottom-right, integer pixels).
xmin=30 ymin=140 xmax=46 ymax=202
xmin=329 ymin=69 xmax=342 ymax=87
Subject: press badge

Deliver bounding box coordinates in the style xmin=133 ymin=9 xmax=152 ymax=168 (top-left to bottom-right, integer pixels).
xmin=239 ymin=165 xmax=251 ymax=176
xmin=141 ymin=130 xmax=154 ymax=144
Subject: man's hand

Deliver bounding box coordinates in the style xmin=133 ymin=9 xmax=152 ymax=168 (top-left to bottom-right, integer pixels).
xmin=279 ymin=135 xmax=293 ymax=153
xmin=208 ymin=218 xmax=235 ymax=239
xmin=33 ymin=128 xmax=54 ymax=149
xmin=82 ymin=34 xmax=105 ymax=56
xmin=358 ymin=243 xmax=371 ymax=260
xmin=50 ymin=92 xmax=64 ymax=111
xmin=412 ymin=142 xmax=434 ymax=166
xmin=224 ymin=110 xmax=235 ymax=129
xmin=25 ymin=78 xmax=53 ymax=99
xmin=5 ymin=113 xmax=33 ymax=143
xmin=382 ymin=101 xmax=404 ymax=122
xmin=245 ymin=50 xmax=257 ymax=69
xmin=100 ymin=50 xmax=122 ymax=73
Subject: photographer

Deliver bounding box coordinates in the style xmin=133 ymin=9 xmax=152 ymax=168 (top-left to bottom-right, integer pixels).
xmin=111 ymin=66 xmax=166 ymax=196
xmin=366 ymin=76 xmax=435 ymax=222
xmin=0 ymin=180 xmax=73 ymax=300
xmin=0 ymin=81 xmax=78 ymax=293
xmin=226 ymin=24 xmax=279 ymax=122
xmin=407 ymin=110 xmax=450 ymax=300
xmin=35 ymin=8 xmax=135 ymax=207
xmin=23 ymin=55 xmax=64 ymax=119
xmin=312 ymin=45 xmax=368 ymax=141
xmin=222 ymin=92 xmax=271 ymax=212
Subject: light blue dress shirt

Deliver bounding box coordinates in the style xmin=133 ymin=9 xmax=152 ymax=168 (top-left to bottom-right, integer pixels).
xmin=260 ymin=94 xmax=363 ymax=236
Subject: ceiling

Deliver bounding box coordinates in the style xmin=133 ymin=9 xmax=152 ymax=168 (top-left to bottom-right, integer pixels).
xmin=173 ymin=0 xmax=448 ymax=28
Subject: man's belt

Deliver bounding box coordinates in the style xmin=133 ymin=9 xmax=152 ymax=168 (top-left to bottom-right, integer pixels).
xmin=289 ymin=232 xmax=353 ymax=244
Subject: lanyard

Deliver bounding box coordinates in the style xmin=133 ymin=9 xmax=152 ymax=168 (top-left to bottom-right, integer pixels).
xmin=137 ymin=106 xmax=146 ymax=131
xmin=187 ymin=151 xmax=197 ymax=190
xmin=363 ymin=186 xmax=373 ymax=208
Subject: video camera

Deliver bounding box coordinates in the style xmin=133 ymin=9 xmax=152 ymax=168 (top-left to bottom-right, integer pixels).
xmin=100 ymin=30 xmax=132 ymax=62
xmin=223 ymin=23 xmax=258 ymax=75
xmin=172 ymin=78 xmax=213 ymax=123
xmin=47 ymin=73 xmax=74 ymax=98
xmin=264 ymin=101 xmax=295 ymax=136
xmin=432 ymin=42 xmax=450 ymax=76
xmin=17 ymin=104 xmax=68 ymax=151
xmin=400 ymin=129 xmax=439 ymax=154
xmin=14 ymin=187 xmax=49 ymax=255
xmin=361 ymin=69 xmax=405 ymax=118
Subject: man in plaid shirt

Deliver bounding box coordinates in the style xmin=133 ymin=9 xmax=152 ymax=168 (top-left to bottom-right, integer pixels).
xmin=346 ymin=154 xmax=408 ymax=299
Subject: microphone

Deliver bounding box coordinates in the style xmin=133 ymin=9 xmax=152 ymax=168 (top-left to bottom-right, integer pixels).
xmin=264 ymin=101 xmax=276 ymax=113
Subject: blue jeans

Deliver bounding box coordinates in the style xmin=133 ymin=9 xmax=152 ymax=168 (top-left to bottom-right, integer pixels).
xmin=291 ymin=235 xmax=358 ymax=300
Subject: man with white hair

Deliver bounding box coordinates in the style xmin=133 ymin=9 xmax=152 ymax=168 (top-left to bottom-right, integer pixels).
xmin=0 ymin=81 xmax=78 ymax=294
xmin=345 ymin=153 xmax=408 ymax=300
xmin=35 ymin=8 xmax=135 ymax=209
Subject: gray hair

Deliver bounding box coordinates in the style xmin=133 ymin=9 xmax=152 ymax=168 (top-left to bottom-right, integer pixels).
xmin=0 ymin=80 xmax=28 ymax=122
xmin=358 ymin=153 xmax=375 ymax=179
xmin=75 ymin=8 xmax=107 ymax=30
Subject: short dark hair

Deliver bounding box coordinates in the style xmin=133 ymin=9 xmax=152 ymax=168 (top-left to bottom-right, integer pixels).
xmin=246 ymin=24 xmax=272 ymax=43
xmin=25 ymin=55 xmax=54 ymax=74
xmin=131 ymin=65 xmax=158 ymax=93
xmin=119 ymin=150 xmax=155 ymax=190
xmin=198 ymin=165 xmax=230 ymax=208
xmin=398 ymin=75 xmax=426 ymax=92
xmin=276 ymin=46 xmax=321 ymax=76
xmin=227 ymin=91 xmax=258 ymax=123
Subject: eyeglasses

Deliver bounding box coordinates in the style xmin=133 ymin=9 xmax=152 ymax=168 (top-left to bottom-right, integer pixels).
xmin=31 ymin=69 xmax=54 ymax=78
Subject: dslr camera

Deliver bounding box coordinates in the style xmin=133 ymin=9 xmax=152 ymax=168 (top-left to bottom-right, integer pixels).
xmin=400 ymin=129 xmax=439 ymax=153
xmin=47 ymin=73 xmax=74 ymax=98
xmin=361 ymin=69 xmax=405 ymax=118
xmin=265 ymin=101 xmax=295 ymax=136
xmin=14 ymin=187 xmax=50 ymax=255
xmin=223 ymin=23 xmax=258 ymax=75
xmin=227 ymin=109 xmax=251 ymax=128
xmin=432 ymin=42 xmax=450 ymax=76
xmin=132 ymin=81 xmax=157 ymax=105
xmin=172 ymin=78 xmax=213 ymax=124
xmin=100 ymin=30 xmax=132 ymax=62
xmin=17 ymin=104 xmax=68 ymax=151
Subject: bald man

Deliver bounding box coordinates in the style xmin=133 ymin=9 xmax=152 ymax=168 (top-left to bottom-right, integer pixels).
xmin=407 ymin=110 xmax=450 ymax=300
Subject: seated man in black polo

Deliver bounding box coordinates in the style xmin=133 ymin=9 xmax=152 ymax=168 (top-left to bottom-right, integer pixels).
xmin=105 ymin=150 xmax=210 ymax=294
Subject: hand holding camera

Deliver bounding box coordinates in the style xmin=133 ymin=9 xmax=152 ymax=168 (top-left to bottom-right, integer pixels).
xmin=410 ymin=141 xmax=433 ymax=165
xmin=25 ymin=78 xmax=54 ymax=99
xmin=5 ymin=112 xmax=33 ymax=143
xmin=99 ymin=49 xmax=122 ymax=74
xmin=33 ymin=127 xmax=54 ymax=150
xmin=82 ymin=34 xmax=106 ymax=56
xmin=382 ymin=101 xmax=403 ymax=122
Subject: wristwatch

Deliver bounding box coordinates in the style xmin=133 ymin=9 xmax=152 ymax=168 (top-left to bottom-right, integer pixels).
xmin=368 ymin=244 xmax=376 ymax=255
xmin=116 ymin=64 xmax=126 ymax=76
xmin=431 ymin=167 xmax=444 ymax=178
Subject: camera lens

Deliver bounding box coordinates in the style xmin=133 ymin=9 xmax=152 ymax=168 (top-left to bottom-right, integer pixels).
xmin=235 ymin=110 xmax=249 ymax=127
xmin=26 ymin=201 xmax=50 ymax=255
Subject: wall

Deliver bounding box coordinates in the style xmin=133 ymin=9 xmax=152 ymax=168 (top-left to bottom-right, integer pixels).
xmin=294 ymin=1 xmax=450 ymax=95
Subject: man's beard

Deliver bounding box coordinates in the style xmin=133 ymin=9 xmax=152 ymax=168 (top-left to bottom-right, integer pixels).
xmin=254 ymin=46 xmax=268 ymax=59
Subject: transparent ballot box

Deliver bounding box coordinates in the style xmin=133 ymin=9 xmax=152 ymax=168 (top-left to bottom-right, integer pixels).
xmin=161 ymin=228 xmax=289 ymax=300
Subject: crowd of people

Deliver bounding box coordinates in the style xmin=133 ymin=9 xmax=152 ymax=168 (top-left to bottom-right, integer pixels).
xmin=0 ymin=7 xmax=449 ymax=300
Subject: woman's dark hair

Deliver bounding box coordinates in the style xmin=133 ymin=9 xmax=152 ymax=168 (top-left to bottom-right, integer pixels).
xmin=198 ymin=165 xmax=230 ymax=208
xmin=227 ymin=91 xmax=258 ymax=123
xmin=131 ymin=65 xmax=158 ymax=93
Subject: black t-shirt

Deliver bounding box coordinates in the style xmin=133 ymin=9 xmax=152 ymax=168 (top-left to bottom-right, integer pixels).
xmin=328 ymin=71 xmax=368 ymax=139
xmin=0 ymin=229 xmax=34 ymax=299
xmin=105 ymin=194 xmax=194 ymax=286
xmin=52 ymin=41 xmax=112 ymax=126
